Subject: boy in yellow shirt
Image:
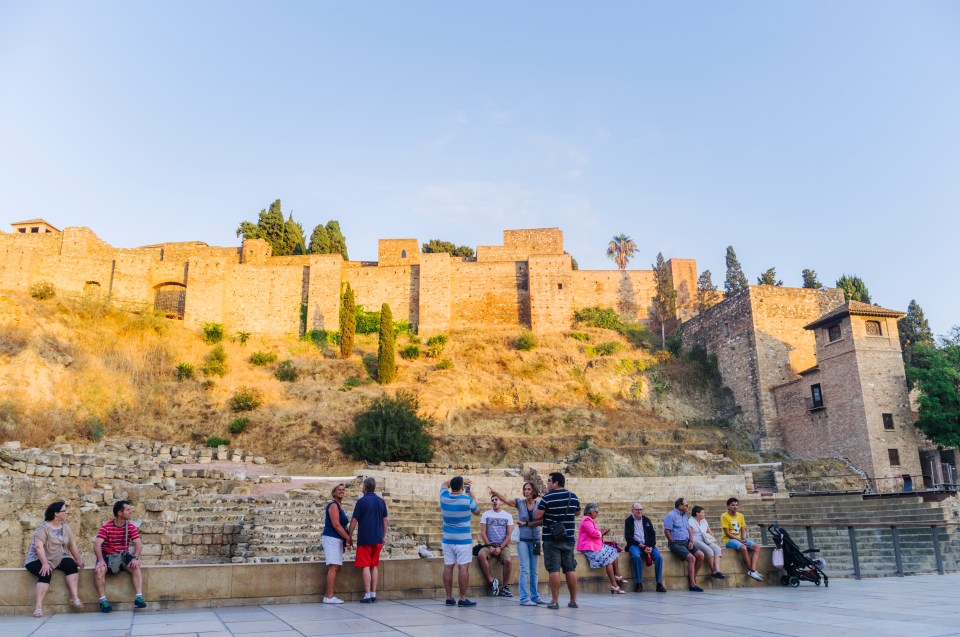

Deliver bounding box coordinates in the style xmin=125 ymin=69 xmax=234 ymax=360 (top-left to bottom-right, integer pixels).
xmin=720 ymin=497 xmax=762 ymax=581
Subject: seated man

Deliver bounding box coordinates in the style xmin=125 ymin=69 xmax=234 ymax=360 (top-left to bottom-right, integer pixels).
xmin=478 ymin=494 xmax=514 ymax=597
xmin=721 ymin=497 xmax=763 ymax=581
xmin=93 ymin=500 xmax=147 ymax=612
xmin=663 ymin=497 xmax=705 ymax=592
xmin=624 ymin=502 xmax=665 ymax=592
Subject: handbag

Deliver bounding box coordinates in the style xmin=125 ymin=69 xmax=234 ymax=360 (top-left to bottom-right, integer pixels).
xmin=106 ymin=522 xmax=130 ymax=574
xmin=547 ymin=492 xmax=572 ymax=542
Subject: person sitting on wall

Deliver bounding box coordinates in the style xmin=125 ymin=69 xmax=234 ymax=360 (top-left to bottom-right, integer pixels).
xmin=24 ymin=500 xmax=85 ymax=617
xmin=624 ymin=502 xmax=666 ymax=593
xmin=477 ymin=493 xmax=515 ymax=597
xmin=663 ymin=497 xmax=705 ymax=592
xmin=689 ymin=505 xmax=725 ymax=580
xmin=93 ymin=500 xmax=147 ymax=612
xmin=721 ymin=497 xmax=763 ymax=581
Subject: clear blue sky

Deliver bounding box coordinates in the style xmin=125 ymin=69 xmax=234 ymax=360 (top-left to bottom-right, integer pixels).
xmin=1 ymin=2 xmax=957 ymax=335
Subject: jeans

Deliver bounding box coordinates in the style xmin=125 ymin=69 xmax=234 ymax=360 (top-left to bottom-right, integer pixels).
xmin=516 ymin=540 xmax=542 ymax=603
xmin=628 ymin=545 xmax=663 ymax=583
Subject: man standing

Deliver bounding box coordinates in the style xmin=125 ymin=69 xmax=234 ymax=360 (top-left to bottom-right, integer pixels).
xmin=348 ymin=477 xmax=389 ymax=603
xmin=534 ymin=472 xmax=581 ymax=610
xmin=93 ymin=500 xmax=146 ymax=612
xmin=478 ymin=494 xmax=514 ymax=597
xmin=721 ymin=497 xmax=763 ymax=581
xmin=663 ymin=497 xmax=705 ymax=592
xmin=624 ymin=502 xmax=666 ymax=593
xmin=440 ymin=476 xmax=481 ymax=607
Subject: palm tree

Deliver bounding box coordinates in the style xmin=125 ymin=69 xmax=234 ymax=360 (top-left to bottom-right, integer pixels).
xmin=607 ymin=234 xmax=637 ymax=270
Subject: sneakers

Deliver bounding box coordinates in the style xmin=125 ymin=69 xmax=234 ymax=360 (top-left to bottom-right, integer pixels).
xmin=445 ymin=598 xmax=457 ymax=606
xmin=689 ymin=585 xmax=704 ymax=592
xmin=322 ymin=597 xmax=344 ymax=604
xmin=747 ymin=570 xmax=763 ymax=581
xmin=520 ymin=600 xmax=537 ymax=606
xmin=490 ymin=578 xmax=500 ymax=597
xmin=134 ymin=595 xmax=147 ymax=609
xmin=712 ymin=572 xmax=726 ymax=580
xmin=458 ymin=599 xmax=477 ymax=607
xmin=99 ymin=598 xmax=113 ymax=613
xmin=359 ymin=597 xmax=373 ymax=604
xmin=499 ymin=586 xmax=513 ymax=598
xmin=656 ymin=583 xmax=667 ymax=593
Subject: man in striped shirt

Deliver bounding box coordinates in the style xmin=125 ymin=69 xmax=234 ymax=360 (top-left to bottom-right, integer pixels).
xmin=93 ymin=500 xmax=146 ymax=612
xmin=535 ymin=472 xmax=581 ymax=609
xmin=440 ymin=476 xmax=480 ymax=607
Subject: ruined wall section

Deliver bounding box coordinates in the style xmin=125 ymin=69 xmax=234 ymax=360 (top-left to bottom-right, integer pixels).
xmin=418 ymin=253 xmax=452 ymax=336
xmin=668 ymin=258 xmax=699 ymax=321
xmin=305 ymin=255 xmax=344 ymax=333
xmin=0 ymin=245 xmax=38 ymax=292
xmin=183 ymin=257 xmax=230 ymax=330
xmin=378 ymin=239 xmax=420 ymax=267
xmin=223 ymin=264 xmax=304 ymax=334
xmin=528 ymin=254 xmax=574 ymax=333
xmin=503 ymin=228 xmax=564 ymax=254
xmin=450 ymin=260 xmax=529 ymax=328
xmin=343 ymin=264 xmax=419 ymax=326
xmin=571 ymin=270 xmax=656 ymax=323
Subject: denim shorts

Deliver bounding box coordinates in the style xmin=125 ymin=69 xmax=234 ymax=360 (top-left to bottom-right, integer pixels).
xmin=543 ymin=539 xmax=576 ymax=574
xmin=725 ymin=538 xmax=756 ymax=551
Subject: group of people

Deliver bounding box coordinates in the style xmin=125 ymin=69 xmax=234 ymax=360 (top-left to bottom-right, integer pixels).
xmin=24 ymin=500 xmax=147 ymax=617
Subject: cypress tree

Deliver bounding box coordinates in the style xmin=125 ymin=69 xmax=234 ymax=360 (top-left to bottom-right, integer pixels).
xmin=308 ymin=223 xmax=331 ymax=254
xmin=801 ymin=269 xmax=823 ymax=289
xmin=285 ymin=214 xmax=306 ymax=255
xmin=652 ymin=252 xmax=677 ymax=344
xmin=261 ymin=200 xmax=287 ymax=255
xmin=899 ymin=299 xmax=934 ymax=371
xmin=756 ymin=268 xmax=783 ymax=286
xmin=696 ymin=270 xmax=720 ymax=312
xmin=326 ymin=220 xmax=349 ymax=260
xmin=836 ymin=274 xmax=872 ymax=303
xmin=339 ymin=283 xmax=356 ymax=358
xmin=724 ymin=246 xmax=748 ymax=294
xmin=377 ymin=303 xmax=397 ymax=384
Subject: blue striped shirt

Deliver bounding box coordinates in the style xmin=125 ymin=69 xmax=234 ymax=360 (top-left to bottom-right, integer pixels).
xmin=440 ymin=487 xmax=478 ymax=545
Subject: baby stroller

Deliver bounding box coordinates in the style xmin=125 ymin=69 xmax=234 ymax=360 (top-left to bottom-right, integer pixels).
xmin=768 ymin=524 xmax=828 ymax=588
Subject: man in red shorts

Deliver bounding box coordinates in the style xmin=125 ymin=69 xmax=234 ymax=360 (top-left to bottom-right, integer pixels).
xmin=348 ymin=477 xmax=389 ymax=603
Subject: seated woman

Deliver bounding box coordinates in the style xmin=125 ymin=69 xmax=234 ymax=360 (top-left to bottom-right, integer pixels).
xmin=24 ymin=501 xmax=85 ymax=617
xmin=689 ymin=505 xmax=725 ymax=579
xmin=576 ymin=502 xmax=627 ymax=594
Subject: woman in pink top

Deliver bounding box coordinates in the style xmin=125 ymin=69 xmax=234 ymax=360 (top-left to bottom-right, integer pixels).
xmin=576 ymin=503 xmax=627 ymax=593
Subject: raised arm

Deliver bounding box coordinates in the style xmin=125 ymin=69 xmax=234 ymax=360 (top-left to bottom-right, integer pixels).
xmin=489 ymin=487 xmax=517 ymax=508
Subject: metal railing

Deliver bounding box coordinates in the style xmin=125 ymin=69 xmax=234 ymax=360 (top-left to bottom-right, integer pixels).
xmin=758 ymin=522 xmax=959 ymax=579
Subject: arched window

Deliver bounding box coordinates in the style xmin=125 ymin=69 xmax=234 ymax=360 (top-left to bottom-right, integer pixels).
xmin=401 ymin=250 xmax=407 ymax=259
xmin=154 ymin=283 xmax=187 ymax=319
xmin=865 ymin=320 xmax=882 ymax=336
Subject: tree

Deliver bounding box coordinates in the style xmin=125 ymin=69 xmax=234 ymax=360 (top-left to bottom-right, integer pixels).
xmin=236 ymin=199 xmax=288 ymax=256
xmin=339 ymin=283 xmax=356 ymax=358
xmin=899 ymin=299 xmax=934 ymax=372
xmin=339 ymin=392 xmax=435 ymax=463
xmin=801 ymin=269 xmax=823 ymax=289
xmin=377 ymin=303 xmax=397 ymax=384
xmin=606 ymin=234 xmax=636 ymax=270
xmin=422 ymin=239 xmax=475 ymax=258
xmin=756 ymin=268 xmax=783 ymax=286
xmin=724 ymin=246 xmax=748 ymax=294
xmin=326 ymin=221 xmax=349 ymax=260
xmin=696 ymin=270 xmax=721 ymax=312
xmin=907 ymin=335 xmax=960 ymax=448
xmin=284 ymin=214 xmax=306 ymax=255
xmin=568 ymin=254 xmax=579 ymax=270
xmin=652 ymin=252 xmax=677 ymax=345
xmin=836 ymin=274 xmax=872 ymax=303
xmin=307 ymin=223 xmax=331 ymax=255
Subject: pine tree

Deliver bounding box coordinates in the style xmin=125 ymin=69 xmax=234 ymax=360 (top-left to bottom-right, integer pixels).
xmin=801 ymin=269 xmax=823 ymax=289
xmin=899 ymin=299 xmax=934 ymax=371
xmin=836 ymin=274 xmax=872 ymax=303
xmin=696 ymin=270 xmax=721 ymax=312
xmin=326 ymin=221 xmax=349 ymax=260
xmin=724 ymin=246 xmax=748 ymax=294
xmin=308 ymin=223 xmax=331 ymax=255
xmin=652 ymin=252 xmax=677 ymax=345
xmin=339 ymin=283 xmax=356 ymax=358
xmin=236 ymin=199 xmax=287 ymax=256
xmin=284 ymin=214 xmax=306 ymax=255
xmin=377 ymin=303 xmax=397 ymax=384
xmin=756 ymin=268 xmax=783 ymax=286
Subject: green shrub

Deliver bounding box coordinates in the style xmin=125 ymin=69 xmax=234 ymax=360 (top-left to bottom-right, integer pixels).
xmin=569 ymin=332 xmax=591 ymax=342
xmin=249 ymin=351 xmax=277 ymax=366
xmin=236 ymin=331 xmax=251 ymax=345
xmin=343 ymin=375 xmax=362 ymax=389
xmin=202 ymin=344 xmax=228 ymax=377
xmin=340 ymin=392 xmax=434 ymax=463
xmin=515 ymin=330 xmax=538 ymax=351
xmin=228 ymin=386 xmax=263 ymax=412
xmin=399 ymin=344 xmax=421 ymax=360
xmin=206 ymin=436 xmax=230 ymax=448
xmin=586 ymin=391 xmax=605 ymax=407
xmin=302 ymin=330 xmax=330 ymax=346
xmin=201 ymin=323 xmax=224 ymax=344
xmin=594 ymin=341 xmax=622 ymax=356
xmin=29 ymin=282 xmax=56 ymax=301
xmin=425 ymin=334 xmax=448 ymax=358
xmin=229 ymin=417 xmax=249 ymax=434
xmin=394 ymin=321 xmax=413 ymax=337
xmin=435 ymin=358 xmax=453 ymax=370
xmin=82 ymin=416 xmax=105 ymax=441
xmin=274 ymin=359 xmax=298 ymax=382
xmin=619 ymin=323 xmax=654 ymax=350
xmin=355 ymin=306 xmax=381 ymax=334
xmin=574 ymin=307 xmax=622 ymax=330
xmin=175 ymin=362 xmax=195 ymax=381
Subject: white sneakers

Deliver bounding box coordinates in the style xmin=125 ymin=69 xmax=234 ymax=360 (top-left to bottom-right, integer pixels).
xmin=322 ymin=597 xmax=344 ymax=604
xmin=747 ymin=570 xmax=763 ymax=581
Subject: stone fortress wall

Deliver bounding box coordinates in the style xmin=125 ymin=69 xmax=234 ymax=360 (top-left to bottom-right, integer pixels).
xmin=0 ymin=225 xmax=697 ymax=337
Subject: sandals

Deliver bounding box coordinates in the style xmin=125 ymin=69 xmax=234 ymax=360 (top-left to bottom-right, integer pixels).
xmin=610 ymin=586 xmax=627 ymax=594
xmin=71 ymin=598 xmax=84 ymax=608
xmin=33 ymin=608 xmax=43 ymax=618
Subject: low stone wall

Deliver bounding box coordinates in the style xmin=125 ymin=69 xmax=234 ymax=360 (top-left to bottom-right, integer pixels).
xmin=0 ymin=548 xmax=778 ymax=615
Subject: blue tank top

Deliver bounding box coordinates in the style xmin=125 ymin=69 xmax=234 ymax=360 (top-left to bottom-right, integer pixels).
xmin=323 ymin=500 xmax=349 ymax=539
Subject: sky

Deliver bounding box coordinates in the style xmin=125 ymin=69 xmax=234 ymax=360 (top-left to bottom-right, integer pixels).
xmin=1 ymin=2 xmax=958 ymax=335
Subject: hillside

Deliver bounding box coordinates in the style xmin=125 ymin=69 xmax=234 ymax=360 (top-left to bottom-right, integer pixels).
xmin=0 ymin=291 xmax=771 ymax=475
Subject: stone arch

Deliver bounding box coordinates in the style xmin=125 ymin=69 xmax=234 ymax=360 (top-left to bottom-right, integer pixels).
xmin=154 ymin=282 xmax=186 ymax=319
xmin=83 ymin=281 xmax=102 ymax=299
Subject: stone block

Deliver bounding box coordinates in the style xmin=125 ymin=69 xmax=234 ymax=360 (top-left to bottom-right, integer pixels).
xmin=230 ymin=564 xmax=297 ymax=598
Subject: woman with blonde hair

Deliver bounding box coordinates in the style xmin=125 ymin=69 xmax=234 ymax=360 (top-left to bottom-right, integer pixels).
xmin=321 ymin=483 xmax=353 ymax=604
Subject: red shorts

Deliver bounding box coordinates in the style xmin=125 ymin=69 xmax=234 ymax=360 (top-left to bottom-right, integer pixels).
xmin=355 ymin=544 xmax=383 ymax=568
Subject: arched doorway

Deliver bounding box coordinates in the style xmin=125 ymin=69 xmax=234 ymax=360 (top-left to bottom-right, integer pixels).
xmin=154 ymin=282 xmax=186 ymax=319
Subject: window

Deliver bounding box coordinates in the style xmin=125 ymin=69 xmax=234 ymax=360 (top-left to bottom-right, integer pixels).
xmin=557 ymin=283 xmax=563 ymax=290
xmin=888 ymin=449 xmax=900 ymax=466
xmin=882 ymin=413 xmax=894 ymax=430
xmin=401 ymin=250 xmax=407 ymax=258
xmin=18 ymin=228 xmax=26 ymax=233
xmin=828 ymin=324 xmax=842 ymax=342
xmin=31 ymin=227 xmax=39 ymax=233
xmin=865 ymin=320 xmax=882 ymax=336
xmin=810 ymin=384 xmax=824 ymax=409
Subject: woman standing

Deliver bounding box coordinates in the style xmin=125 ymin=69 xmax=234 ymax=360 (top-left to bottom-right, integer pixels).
xmin=24 ymin=501 xmax=85 ymax=617
xmin=576 ymin=502 xmax=627 ymax=593
xmin=689 ymin=505 xmax=725 ymax=579
xmin=321 ymin=483 xmax=353 ymax=604
xmin=490 ymin=483 xmax=545 ymax=606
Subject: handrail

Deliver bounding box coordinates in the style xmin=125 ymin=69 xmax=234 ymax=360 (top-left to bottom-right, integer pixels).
xmin=758 ymin=521 xmax=960 ymax=529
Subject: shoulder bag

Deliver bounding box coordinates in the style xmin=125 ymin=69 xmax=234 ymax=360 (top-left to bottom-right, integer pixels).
xmin=106 ymin=522 xmax=129 ymax=574
xmin=547 ymin=491 xmax=572 ymax=542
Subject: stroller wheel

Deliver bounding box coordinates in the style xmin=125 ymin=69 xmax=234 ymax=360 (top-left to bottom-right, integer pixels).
xmin=788 ymin=576 xmax=800 ymax=588
xmin=780 ymin=576 xmax=790 ymax=586
xmin=814 ymin=579 xmax=821 ymax=586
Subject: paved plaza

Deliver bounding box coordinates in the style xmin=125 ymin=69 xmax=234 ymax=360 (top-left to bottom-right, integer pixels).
xmin=3 ymin=574 xmax=959 ymax=637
